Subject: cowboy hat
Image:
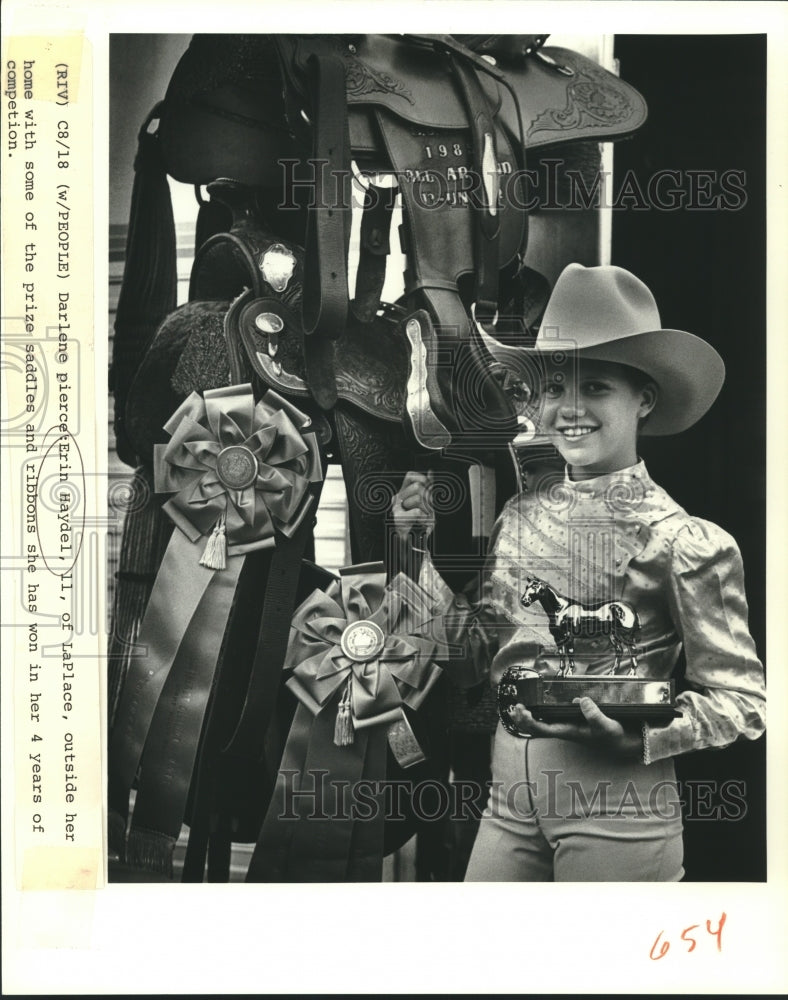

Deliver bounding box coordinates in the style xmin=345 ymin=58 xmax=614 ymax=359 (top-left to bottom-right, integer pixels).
xmin=526 ymin=263 xmax=726 ymax=436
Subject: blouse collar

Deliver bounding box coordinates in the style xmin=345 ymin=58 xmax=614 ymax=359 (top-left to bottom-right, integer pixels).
xmin=563 ymin=459 xmax=654 ymax=499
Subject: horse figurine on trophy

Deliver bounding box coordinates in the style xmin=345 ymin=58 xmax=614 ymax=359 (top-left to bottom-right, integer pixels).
xmin=520 ymin=576 xmax=641 ymax=676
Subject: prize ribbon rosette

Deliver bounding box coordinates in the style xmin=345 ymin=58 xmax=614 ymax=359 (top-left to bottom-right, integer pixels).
xmin=109 ymin=384 xmax=322 ymax=875
xmin=246 ymin=563 xmax=449 ymax=882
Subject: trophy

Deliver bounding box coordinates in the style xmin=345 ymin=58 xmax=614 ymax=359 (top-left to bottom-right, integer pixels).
xmin=496 ymin=578 xmax=682 ymax=735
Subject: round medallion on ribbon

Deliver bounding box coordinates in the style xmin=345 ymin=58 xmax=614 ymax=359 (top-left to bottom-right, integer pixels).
xmin=340 ymin=620 xmax=385 ymax=662
xmin=286 ymin=566 xmax=448 ymax=753
xmin=216 ymin=445 xmax=259 ymax=491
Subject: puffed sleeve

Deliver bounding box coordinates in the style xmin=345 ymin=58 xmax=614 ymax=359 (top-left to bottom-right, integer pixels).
xmin=644 ymin=518 xmax=766 ymax=763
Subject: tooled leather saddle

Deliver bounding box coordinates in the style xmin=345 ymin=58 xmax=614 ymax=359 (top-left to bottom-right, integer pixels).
xmin=113 ymin=33 xmax=647 ymax=465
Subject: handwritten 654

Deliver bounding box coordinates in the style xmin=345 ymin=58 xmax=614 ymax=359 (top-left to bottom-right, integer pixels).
xmin=649 ymin=912 xmax=726 ymax=960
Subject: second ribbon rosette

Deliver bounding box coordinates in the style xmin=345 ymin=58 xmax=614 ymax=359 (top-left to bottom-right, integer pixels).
xmin=247 ymin=563 xmax=451 ymax=882
xmin=287 ymin=564 xmax=445 ymax=747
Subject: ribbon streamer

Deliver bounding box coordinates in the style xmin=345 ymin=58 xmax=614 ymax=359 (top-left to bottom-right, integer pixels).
xmin=109 ymin=383 xmax=322 ymax=876
xmin=246 ymin=563 xmax=449 ymax=882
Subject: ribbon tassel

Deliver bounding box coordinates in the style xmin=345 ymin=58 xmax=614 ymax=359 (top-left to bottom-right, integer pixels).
xmin=199 ymin=512 xmax=227 ymax=570
xmin=333 ymin=677 xmax=355 ymax=746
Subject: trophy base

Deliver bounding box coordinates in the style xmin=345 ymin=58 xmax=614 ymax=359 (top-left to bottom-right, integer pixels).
xmin=498 ymin=669 xmax=681 ymax=737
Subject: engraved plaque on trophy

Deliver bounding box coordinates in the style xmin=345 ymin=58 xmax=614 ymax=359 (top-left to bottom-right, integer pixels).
xmin=497 ymin=667 xmax=681 ymax=736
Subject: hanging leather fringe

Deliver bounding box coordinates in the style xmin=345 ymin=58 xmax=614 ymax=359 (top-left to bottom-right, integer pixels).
xmin=111 ymin=102 xmax=178 ymax=468
xmin=126 ymin=827 xmax=176 ymax=879
xmin=107 ymin=466 xmax=174 ymax=730
xmin=333 ymin=677 xmax=355 ymax=746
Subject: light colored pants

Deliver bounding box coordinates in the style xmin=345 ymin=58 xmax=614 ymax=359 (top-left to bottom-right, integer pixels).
xmin=465 ymin=726 xmax=684 ymax=882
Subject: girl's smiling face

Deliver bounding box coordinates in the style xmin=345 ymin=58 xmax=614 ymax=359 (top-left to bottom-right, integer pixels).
xmin=538 ymin=358 xmax=657 ymax=480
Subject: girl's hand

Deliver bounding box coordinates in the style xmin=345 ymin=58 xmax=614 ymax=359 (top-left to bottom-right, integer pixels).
xmin=509 ymin=697 xmax=644 ymax=760
xmin=391 ymin=470 xmax=435 ymax=541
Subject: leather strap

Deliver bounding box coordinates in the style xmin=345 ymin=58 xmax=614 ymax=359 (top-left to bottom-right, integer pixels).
xmin=112 ymin=103 xmax=177 ymax=468
xmin=224 ymin=290 xmax=254 ymax=385
xmin=374 ymin=104 xmax=521 ymax=299
xmin=352 ymin=184 xmax=396 ymax=323
xmin=301 ymin=54 xmax=352 ymax=343
xmin=451 ymin=57 xmax=501 ymax=323
xmin=403 ymin=33 xmax=507 ymax=82
xmin=222 ymin=502 xmax=320 ymax=761
xmin=222 ymin=286 xmax=324 ymax=761
xmin=452 ymin=34 xmax=549 ymax=61
xmin=295 ymin=54 xmax=353 ymax=409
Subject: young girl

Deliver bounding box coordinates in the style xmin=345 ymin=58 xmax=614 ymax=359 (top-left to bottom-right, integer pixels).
xmin=392 ymin=263 xmax=766 ymax=881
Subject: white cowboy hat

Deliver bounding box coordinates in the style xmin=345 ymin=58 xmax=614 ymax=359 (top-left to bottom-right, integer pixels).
xmin=528 ymin=263 xmax=726 ymax=436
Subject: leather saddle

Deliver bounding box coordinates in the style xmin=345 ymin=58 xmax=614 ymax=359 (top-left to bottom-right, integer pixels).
xmin=113 ymin=33 xmax=647 ymax=465
xmin=124 ymin=180 xmax=413 ymax=464
xmin=124 ymin=178 xmax=555 ymax=469
xmin=151 ymin=33 xmax=646 ymax=452
xmin=160 ymin=34 xmax=646 ymax=188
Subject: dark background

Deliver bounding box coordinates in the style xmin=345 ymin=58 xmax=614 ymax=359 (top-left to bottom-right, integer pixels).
xmin=613 ymin=35 xmax=767 ymax=880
